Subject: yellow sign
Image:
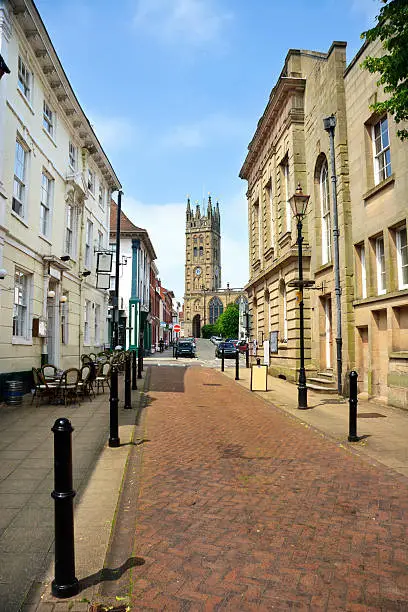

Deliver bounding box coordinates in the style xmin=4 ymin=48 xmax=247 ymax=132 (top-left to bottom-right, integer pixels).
xmin=250 ymin=363 xmax=268 ymax=392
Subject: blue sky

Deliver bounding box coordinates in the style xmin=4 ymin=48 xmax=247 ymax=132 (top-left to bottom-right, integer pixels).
xmin=37 ymin=0 xmax=378 ymax=301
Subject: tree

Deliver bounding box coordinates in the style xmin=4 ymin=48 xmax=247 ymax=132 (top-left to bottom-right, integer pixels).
xmin=361 ymin=0 xmax=408 ymax=140
xmin=216 ymin=303 xmax=239 ymax=339
xmin=201 ymin=324 xmax=218 ymax=339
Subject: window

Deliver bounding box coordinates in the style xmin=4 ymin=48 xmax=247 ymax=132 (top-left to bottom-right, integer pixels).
xmin=69 ymin=142 xmax=77 ymax=171
xmin=253 ymin=200 xmax=260 ymax=260
xmin=361 ymin=245 xmax=367 ymax=299
xmin=283 ymin=283 xmax=288 ymax=341
xmin=94 ymin=304 xmax=100 ymax=345
xmin=61 ymin=293 xmax=69 ymax=344
xmin=13 ymin=140 xmax=27 ymax=217
xmin=84 ymin=300 xmax=90 ymax=344
xmin=13 ymin=270 xmax=30 ymax=339
xmin=267 ymin=180 xmax=274 ymax=249
xmin=65 ymin=204 xmax=75 ymax=256
xmin=373 ymin=117 xmax=391 ymax=185
xmin=199 ymin=246 xmax=203 ymax=257
xmin=193 ymin=246 xmax=197 ymax=257
xmin=85 ymin=219 xmax=93 ymax=268
xmin=320 ymin=161 xmax=332 ymax=264
xmin=18 ymin=56 xmax=31 ymax=101
xmin=40 ymin=172 xmax=53 ymax=237
xmin=283 ymin=161 xmax=291 ymax=233
xmin=43 ymin=101 xmax=54 ymax=138
xmin=397 ymin=227 xmax=408 ymax=290
xmin=209 ymin=297 xmax=223 ymax=324
xmin=98 ymin=183 xmax=105 ymax=209
xmin=376 ymin=236 xmax=386 ymax=295
xmin=88 ymin=169 xmax=95 ymax=194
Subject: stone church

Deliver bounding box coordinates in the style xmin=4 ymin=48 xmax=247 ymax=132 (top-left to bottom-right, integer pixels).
xmin=183 ymin=196 xmax=247 ymax=338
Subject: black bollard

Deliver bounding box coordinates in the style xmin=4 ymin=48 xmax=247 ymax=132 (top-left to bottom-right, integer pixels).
xmin=132 ymin=350 xmax=137 ymax=390
xmin=256 ymin=358 xmax=261 ymax=366
xmin=348 ymin=370 xmax=359 ymax=442
xmin=235 ymin=350 xmax=239 ymax=380
xmin=221 ymin=347 xmax=225 ymax=372
xmin=124 ymin=353 xmax=132 ymax=409
xmin=246 ymin=347 xmax=250 ymax=369
xmin=51 ymin=418 xmax=79 ymax=598
xmin=137 ymin=346 xmax=143 ymax=379
xmin=109 ymin=365 xmax=120 ymax=447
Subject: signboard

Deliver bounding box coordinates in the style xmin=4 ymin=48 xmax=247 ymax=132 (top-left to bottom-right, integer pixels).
xmin=263 ymin=340 xmax=270 ymax=366
xmin=96 ymin=252 xmax=113 ymax=273
xmin=96 ymin=273 xmax=111 ymax=289
xmin=270 ymin=331 xmax=278 ymax=354
xmin=173 ymin=323 xmax=181 ymax=333
xmin=250 ymin=362 xmax=268 ymax=392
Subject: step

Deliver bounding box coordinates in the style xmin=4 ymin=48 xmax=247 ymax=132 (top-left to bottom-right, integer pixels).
xmin=308 ymin=376 xmax=337 ymax=386
xmin=317 ymin=371 xmax=334 ymax=379
xmin=306 ymin=383 xmax=338 ymax=394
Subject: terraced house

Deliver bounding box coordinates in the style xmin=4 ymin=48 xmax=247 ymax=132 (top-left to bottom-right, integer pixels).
xmin=0 ymin=0 xmax=121 ymax=395
xmin=240 ymin=39 xmax=408 ymax=408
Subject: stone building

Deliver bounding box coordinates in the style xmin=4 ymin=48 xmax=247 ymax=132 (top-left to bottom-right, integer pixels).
xmin=183 ymin=196 xmax=246 ymax=338
xmin=240 ymin=39 xmax=408 ymax=407
xmin=0 ymin=0 xmax=121 ymax=395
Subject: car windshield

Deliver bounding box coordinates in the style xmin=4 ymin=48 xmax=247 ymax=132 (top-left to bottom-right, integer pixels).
xmin=221 ymin=342 xmax=235 ymax=348
xmin=179 ymin=342 xmax=192 ymax=346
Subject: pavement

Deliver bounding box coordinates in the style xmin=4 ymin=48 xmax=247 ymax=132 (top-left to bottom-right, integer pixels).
xmin=2 ymin=348 xmax=408 ymax=610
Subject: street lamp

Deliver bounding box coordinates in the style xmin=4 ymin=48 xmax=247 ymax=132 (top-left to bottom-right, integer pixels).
xmin=289 ymin=183 xmax=310 ymax=410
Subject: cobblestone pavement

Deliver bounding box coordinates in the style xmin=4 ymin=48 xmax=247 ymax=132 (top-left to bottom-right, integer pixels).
xmin=97 ymin=365 xmax=408 ymax=611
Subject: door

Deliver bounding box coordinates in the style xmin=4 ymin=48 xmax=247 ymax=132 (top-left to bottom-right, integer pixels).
xmin=192 ymin=314 xmax=201 ymax=338
xmin=324 ymin=297 xmax=332 ymax=370
xmin=47 ymin=281 xmax=59 ymax=366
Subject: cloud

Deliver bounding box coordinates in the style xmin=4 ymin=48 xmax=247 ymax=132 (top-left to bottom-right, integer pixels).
xmin=160 ymin=113 xmax=250 ymax=149
xmin=89 ymin=114 xmax=137 ymax=153
xmin=133 ymin=0 xmax=232 ymax=47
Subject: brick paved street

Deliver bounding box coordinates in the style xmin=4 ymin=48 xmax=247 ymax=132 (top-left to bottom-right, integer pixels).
xmin=97 ymin=365 xmax=408 ymax=611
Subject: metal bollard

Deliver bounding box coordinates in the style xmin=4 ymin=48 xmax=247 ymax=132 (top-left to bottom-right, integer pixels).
xmin=51 ymin=418 xmax=79 ymax=598
xmin=221 ymin=348 xmax=225 ymax=372
xmin=124 ymin=353 xmax=132 ymax=409
xmin=246 ymin=347 xmax=249 ymax=369
xmin=109 ymin=365 xmax=120 ymax=447
xmin=132 ymin=350 xmax=137 ymax=390
xmin=137 ymin=346 xmax=143 ymax=379
xmin=235 ymin=350 xmax=239 ymax=380
xmin=348 ymin=370 xmax=359 ymax=442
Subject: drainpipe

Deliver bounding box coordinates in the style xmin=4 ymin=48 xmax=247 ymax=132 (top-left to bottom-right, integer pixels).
xmin=78 ymin=203 xmax=85 ymax=367
xmin=112 ymin=191 xmax=123 ymax=348
xmin=324 ymin=115 xmax=342 ymax=395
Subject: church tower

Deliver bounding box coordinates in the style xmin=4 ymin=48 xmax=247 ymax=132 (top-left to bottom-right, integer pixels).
xmin=185 ymin=195 xmax=221 ymax=295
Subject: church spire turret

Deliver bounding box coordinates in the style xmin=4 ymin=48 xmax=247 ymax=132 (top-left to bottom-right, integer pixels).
xmin=186 ymin=195 xmax=191 ymax=220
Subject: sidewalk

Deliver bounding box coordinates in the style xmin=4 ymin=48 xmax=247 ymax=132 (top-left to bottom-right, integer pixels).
xmin=222 ymin=364 xmax=408 ymax=478
xmin=0 ymin=372 xmax=145 ymax=612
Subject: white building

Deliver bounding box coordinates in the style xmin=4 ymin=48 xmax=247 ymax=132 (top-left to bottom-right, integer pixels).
xmin=0 ymin=0 xmax=121 ymax=395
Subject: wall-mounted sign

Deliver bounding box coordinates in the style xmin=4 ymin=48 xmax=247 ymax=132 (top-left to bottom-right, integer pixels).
xmin=263 ymin=340 xmax=270 ymax=366
xmin=96 ymin=252 xmax=113 ymax=273
xmin=96 ymin=273 xmax=111 ymax=289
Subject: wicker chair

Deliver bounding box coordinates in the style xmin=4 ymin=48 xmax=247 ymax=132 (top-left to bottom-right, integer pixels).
xmin=41 ymin=364 xmax=58 ymax=380
xmin=32 ymin=368 xmax=58 ymax=406
xmin=78 ymin=364 xmax=94 ymax=402
xmin=81 ymin=354 xmax=93 ymax=365
xmin=59 ymin=368 xmax=81 ymax=406
xmin=95 ymin=362 xmax=111 ymax=394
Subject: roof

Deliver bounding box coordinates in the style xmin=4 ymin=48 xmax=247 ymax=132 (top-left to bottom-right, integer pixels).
xmin=110 ymin=200 xmax=157 ymax=261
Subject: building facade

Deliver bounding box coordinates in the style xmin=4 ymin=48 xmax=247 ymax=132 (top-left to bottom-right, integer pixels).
xmin=183 ymin=196 xmax=246 ymax=337
xmin=0 ymin=0 xmax=121 ymax=395
xmin=109 ymin=201 xmax=156 ymax=353
xmin=241 ymin=39 xmax=408 ymax=407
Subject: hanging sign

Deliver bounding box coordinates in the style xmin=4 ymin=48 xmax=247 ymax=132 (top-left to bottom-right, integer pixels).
xmin=96 ymin=252 xmax=113 ymax=273
xmin=96 ymin=273 xmax=111 ymax=289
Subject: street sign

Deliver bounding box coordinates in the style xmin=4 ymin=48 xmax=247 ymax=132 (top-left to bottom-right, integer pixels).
xmin=173 ymin=324 xmax=181 ymax=333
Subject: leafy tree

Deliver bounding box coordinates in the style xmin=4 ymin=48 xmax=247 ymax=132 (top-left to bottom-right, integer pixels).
xmin=361 ymin=0 xmax=408 ymax=140
xmin=201 ymin=324 xmax=218 ymax=339
xmin=216 ymin=303 xmax=239 ymax=339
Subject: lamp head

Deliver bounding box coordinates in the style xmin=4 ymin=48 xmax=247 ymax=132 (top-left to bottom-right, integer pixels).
xmin=290 ymin=183 xmax=310 ymax=219
xmin=60 ymin=255 xmax=70 ymax=262
xmin=81 ymin=270 xmax=91 ymax=278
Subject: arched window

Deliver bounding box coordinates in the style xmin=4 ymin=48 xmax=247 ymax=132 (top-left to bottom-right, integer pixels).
xmin=193 ymin=247 xmax=197 ymax=257
xmin=320 ymin=160 xmax=331 ymax=264
xmin=199 ymin=246 xmax=203 ymax=257
xmin=209 ymin=297 xmax=223 ymax=324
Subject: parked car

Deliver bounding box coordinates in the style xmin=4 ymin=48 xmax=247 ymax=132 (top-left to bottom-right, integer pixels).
xmin=175 ymin=340 xmax=196 ymax=358
xmin=215 ymin=341 xmax=238 ymax=359
xmin=210 ymin=336 xmax=223 ymax=345
xmin=236 ymin=340 xmax=248 ymax=353
xmin=184 ymin=337 xmax=196 ymax=347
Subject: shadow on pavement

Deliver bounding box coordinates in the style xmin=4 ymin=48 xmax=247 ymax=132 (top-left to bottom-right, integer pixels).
xmin=78 ymin=556 xmax=145 ymax=591
xmin=147 ymin=365 xmax=187 ymax=393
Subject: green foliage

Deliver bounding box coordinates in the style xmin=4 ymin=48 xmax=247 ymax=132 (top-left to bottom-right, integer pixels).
xmin=361 ymin=0 xmax=408 ymax=140
xmin=216 ymin=303 xmax=239 ymax=339
xmin=201 ymin=324 xmax=218 ymax=339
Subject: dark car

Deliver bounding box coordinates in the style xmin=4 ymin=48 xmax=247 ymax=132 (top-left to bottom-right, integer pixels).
xmin=215 ymin=342 xmax=237 ymax=359
xmin=175 ymin=340 xmax=196 ymax=358
xmin=236 ymin=340 xmax=248 ymax=353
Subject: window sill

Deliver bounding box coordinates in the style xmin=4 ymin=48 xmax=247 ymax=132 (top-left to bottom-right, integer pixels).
xmin=17 ymin=88 xmax=35 ymax=115
xmin=264 ymin=246 xmax=274 ymax=260
xmin=363 ymin=174 xmax=395 ymax=202
xmin=12 ymin=336 xmax=33 ymax=345
xmin=39 ymin=234 xmax=52 ymax=245
xmin=390 ymin=352 xmax=408 ymax=360
xmin=11 ymin=210 xmax=29 ymax=228
xmin=42 ymin=127 xmax=57 ymax=147
xmin=315 ymin=261 xmax=333 ymax=275
xmin=278 ymin=231 xmax=291 ymax=246
xmin=353 ymin=287 xmax=408 ymax=307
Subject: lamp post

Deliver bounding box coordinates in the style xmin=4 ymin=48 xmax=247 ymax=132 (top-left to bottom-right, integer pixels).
xmin=289 ymin=184 xmax=310 ymax=410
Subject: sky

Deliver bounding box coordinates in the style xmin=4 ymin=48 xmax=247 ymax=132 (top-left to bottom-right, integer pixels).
xmin=36 ymin=0 xmax=379 ymax=302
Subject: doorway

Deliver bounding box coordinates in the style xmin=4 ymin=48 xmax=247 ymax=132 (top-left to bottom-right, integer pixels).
xmin=324 ymin=297 xmax=332 ymax=370
xmin=47 ymin=281 xmax=59 ymax=366
xmin=192 ymin=314 xmax=201 ymax=338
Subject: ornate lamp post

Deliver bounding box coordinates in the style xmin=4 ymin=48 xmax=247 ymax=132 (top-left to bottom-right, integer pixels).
xmin=289 ymin=184 xmax=310 ymax=410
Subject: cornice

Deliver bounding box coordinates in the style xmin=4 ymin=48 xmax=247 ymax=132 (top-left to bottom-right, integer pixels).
xmin=9 ymin=0 xmax=121 ymax=190
xmin=0 ymin=2 xmax=12 ymax=41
